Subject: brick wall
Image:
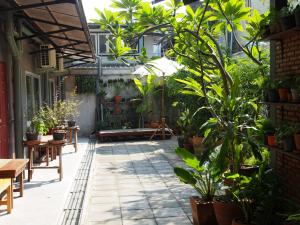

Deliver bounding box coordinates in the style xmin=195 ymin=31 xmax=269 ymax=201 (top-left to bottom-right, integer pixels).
xmin=274 ymin=33 xmax=300 ymax=205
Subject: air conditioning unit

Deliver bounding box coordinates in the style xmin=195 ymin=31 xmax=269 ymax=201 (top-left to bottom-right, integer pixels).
xmin=39 ymin=45 xmax=56 ymax=68
xmin=56 ymin=53 xmax=64 ymax=71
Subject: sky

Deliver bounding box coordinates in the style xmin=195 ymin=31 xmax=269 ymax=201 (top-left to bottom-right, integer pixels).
xmin=82 ymin=0 xmax=112 ymax=22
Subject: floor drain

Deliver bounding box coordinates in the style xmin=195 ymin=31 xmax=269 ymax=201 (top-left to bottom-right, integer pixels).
xmin=60 ymin=139 xmax=95 ymax=225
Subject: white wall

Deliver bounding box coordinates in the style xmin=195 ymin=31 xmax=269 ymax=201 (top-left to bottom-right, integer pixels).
xmin=76 ymin=94 xmax=96 ymax=136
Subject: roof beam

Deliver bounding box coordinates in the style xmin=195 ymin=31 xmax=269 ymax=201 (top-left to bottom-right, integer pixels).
xmin=17 ymin=28 xmax=75 ymax=40
xmin=57 ymin=51 xmax=91 ymax=58
xmin=65 ymin=62 xmax=89 ymax=69
xmin=16 ymin=14 xmax=83 ymax=31
xmin=48 ymin=34 xmax=87 ymax=43
xmin=30 ymin=41 xmax=87 ymax=54
xmin=0 ymin=0 xmax=75 ymax=12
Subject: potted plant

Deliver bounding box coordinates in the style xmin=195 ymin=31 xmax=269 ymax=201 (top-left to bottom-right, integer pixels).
xmin=263 ymin=77 xmax=279 ymax=102
xmin=280 ymin=6 xmax=296 ymax=31
xmin=113 ymin=83 xmax=123 ymax=104
xmin=177 ymin=109 xmax=193 ymax=151
xmin=258 ymin=118 xmax=276 ymax=146
xmin=26 ymin=125 xmax=39 ymax=141
xmin=228 ymin=173 xmax=257 ymax=225
xmin=276 ymin=125 xmax=295 ymax=152
xmin=278 ymin=80 xmax=290 ymax=102
xmin=174 ymin=148 xmax=218 ymax=225
xmin=53 ymin=130 xmax=66 ymax=141
xmin=192 ymin=130 xmax=204 ymax=156
xmin=31 ymin=118 xmax=48 ymax=140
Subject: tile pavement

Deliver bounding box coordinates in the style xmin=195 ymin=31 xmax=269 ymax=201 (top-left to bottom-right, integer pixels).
xmin=82 ymin=138 xmax=198 ymax=225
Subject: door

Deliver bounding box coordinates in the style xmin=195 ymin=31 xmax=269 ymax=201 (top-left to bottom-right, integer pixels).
xmin=0 ymin=62 xmax=8 ymax=158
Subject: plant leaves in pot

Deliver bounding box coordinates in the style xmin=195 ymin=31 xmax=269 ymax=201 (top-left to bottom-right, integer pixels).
xmin=174 ymin=148 xmax=218 ymax=225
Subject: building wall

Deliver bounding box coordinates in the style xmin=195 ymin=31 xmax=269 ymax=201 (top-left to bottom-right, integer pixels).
xmin=273 ymin=33 xmax=300 ymax=205
xmin=65 ymin=76 xmax=96 ymax=136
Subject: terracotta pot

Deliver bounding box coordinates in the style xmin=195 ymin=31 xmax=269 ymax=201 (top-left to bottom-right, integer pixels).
xmin=114 ymin=105 xmax=121 ymax=114
xmin=183 ymin=138 xmax=194 ymax=153
xmin=190 ymin=196 xmax=217 ymax=225
xmin=293 ymin=133 xmax=300 ymax=151
xmin=150 ymin=122 xmax=160 ymax=128
xmin=231 ymin=218 xmax=250 ymax=225
xmin=278 ymin=88 xmax=290 ymax=102
xmin=192 ymin=136 xmax=204 ymax=155
xmin=267 ymin=135 xmax=276 ymax=147
xmin=213 ymin=201 xmax=242 ymax=225
xmin=114 ymin=95 xmax=122 ymax=104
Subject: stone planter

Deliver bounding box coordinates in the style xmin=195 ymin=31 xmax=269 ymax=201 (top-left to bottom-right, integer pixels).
xmin=26 ymin=132 xmax=39 ymax=141
xmin=53 ymin=131 xmax=65 ymax=141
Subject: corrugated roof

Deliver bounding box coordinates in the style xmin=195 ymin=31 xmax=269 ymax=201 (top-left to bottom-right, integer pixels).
xmin=5 ymin=0 xmax=95 ymax=64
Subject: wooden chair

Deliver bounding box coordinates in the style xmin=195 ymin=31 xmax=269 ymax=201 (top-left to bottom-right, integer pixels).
xmin=0 ymin=178 xmax=12 ymax=213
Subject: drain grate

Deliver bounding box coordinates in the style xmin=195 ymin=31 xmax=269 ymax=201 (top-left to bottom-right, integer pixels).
xmin=60 ymin=139 xmax=95 ymax=225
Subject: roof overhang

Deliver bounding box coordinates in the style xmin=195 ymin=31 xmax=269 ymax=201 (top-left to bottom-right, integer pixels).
xmin=2 ymin=0 xmax=95 ymax=64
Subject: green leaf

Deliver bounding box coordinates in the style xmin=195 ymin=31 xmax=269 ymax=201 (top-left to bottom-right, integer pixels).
xmin=174 ymin=167 xmax=197 ymax=185
xmin=175 ymin=148 xmax=203 ymax=171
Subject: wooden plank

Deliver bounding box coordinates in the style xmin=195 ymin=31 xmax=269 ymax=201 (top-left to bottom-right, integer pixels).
xmin=0 ymin=159 xmax=29 ymax=178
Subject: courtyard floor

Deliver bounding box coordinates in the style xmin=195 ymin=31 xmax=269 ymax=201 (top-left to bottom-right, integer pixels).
xmin=81 ymin=138 xmax=196 ymax=225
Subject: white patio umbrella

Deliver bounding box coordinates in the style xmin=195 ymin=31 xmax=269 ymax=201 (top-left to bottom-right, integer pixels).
xmin=133 ymin=57 xmax=182 ymax=77
xmin=133 ymin=57 xmax=183 ymax=139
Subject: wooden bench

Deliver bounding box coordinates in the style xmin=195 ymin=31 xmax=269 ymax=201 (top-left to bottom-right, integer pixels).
xmin=0 ymin=178 xmax=12 ymax=213
xmin=98 ymin=128 xmax=172 ymax=142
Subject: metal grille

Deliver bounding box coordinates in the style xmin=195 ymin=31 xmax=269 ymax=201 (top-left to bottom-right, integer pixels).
xmin=60 ymin=138 xmax=95 ymax=225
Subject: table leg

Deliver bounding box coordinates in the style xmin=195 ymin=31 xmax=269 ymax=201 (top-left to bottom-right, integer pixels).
xmin=28 ymin=147 xmax=33 ymax=182
xmin=19 ymin=172 xmax=24 ymax=197
xmin=10 ymin=179 xmax=13 ymax=209
xmin=74 ymin=130 xmax=78 ymax=152
xmin=46 ymin=146 xmax=49 ymax=166
xmin=58 ymin=147 xmax=63 ymax=181
xmin=7 ymin=184 xmax=12 ymax=213
xmin=69 ymin=129 xmax=73 ymax=144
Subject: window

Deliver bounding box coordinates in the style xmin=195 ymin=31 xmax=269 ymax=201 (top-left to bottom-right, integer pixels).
xmin=26 ymin=72 xmax=41 ymax=121
xmin=153 ymin=43 xmax=161 ymax=57
xmin=90 ymin=33 xmax=108 ymax=55
xmin=48 ymin=80 xmax=55 ymax=107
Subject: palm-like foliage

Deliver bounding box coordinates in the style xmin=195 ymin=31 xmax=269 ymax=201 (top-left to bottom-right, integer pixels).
xmin=111 ymin=0 xmax=141 ymax=23
xmin=133 ymin=74 xmax=156 ymax=128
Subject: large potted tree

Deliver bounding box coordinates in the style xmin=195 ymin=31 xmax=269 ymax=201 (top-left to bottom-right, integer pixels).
xmin=174 ymin=148 xmax=217 ymax=225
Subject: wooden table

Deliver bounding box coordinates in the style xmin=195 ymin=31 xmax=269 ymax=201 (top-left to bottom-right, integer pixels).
xmin=54 ymin=126 xmax=79 ymax=152
xmin=24 ymin=136 xmax=66 ymax=181
xmin=0 ymin=159 xmax=29 ymax=199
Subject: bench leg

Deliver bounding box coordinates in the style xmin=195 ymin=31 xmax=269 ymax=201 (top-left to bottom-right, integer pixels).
xmin=5 ymin=185 xmax=12 ymax=214
xmin=58 ymin=147 xmax=63 ymax=181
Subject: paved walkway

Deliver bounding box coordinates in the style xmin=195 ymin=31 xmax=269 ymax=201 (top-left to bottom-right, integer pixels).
xmin=0 ymin=138 xmax=90 ymax=225
xmin=82 ymin=138 xmax=197 ymax=225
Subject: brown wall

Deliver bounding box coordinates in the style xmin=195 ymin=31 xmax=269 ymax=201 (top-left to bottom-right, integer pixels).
xmin=274 ymin=34 xmax=300 ymax=204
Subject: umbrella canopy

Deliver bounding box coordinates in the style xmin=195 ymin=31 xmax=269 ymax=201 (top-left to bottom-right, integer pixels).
xmin=133 ymin=57 xmax=183 ymax=77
